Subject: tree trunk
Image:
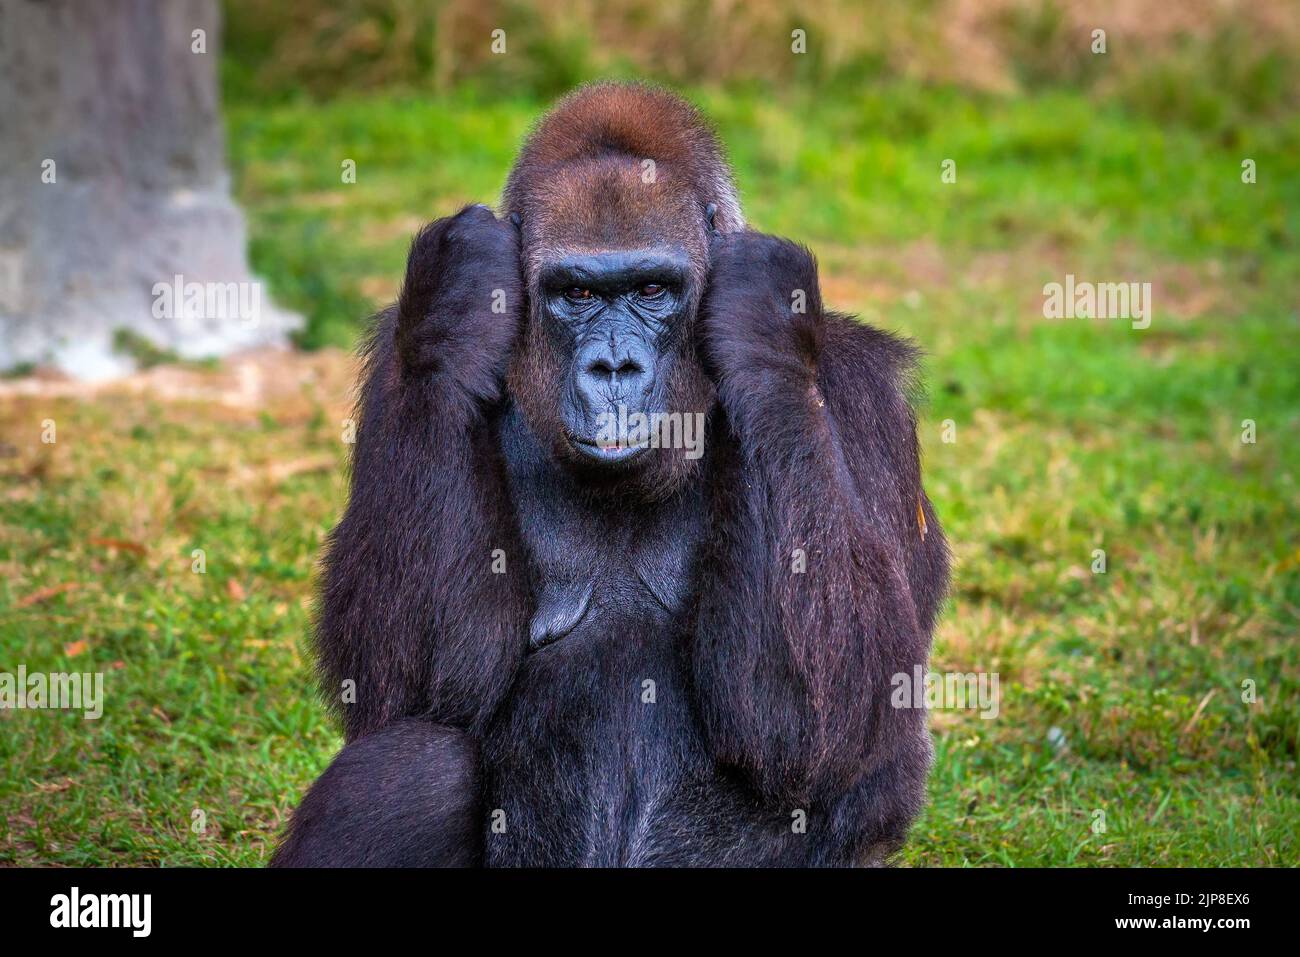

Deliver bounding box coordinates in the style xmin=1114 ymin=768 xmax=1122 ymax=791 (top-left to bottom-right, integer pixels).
xmin=0 ymin=0 xmax=299 ymax=380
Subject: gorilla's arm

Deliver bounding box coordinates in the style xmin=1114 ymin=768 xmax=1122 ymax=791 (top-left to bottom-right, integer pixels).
xmin=693 ymin=232 xmax=949 ymax=803
xmin=317 ymin=206 xmax=531 ymax=742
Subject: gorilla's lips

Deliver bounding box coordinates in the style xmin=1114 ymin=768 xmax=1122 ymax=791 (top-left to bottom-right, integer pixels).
xmin=568 ymin=432 xmax=647 ymax=464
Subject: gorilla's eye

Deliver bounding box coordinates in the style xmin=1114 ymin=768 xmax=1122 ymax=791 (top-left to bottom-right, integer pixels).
xmin=639 ymin=284 xmax=665 ymax=299
xmin=564 ymin=287 xmax=592 ymax=302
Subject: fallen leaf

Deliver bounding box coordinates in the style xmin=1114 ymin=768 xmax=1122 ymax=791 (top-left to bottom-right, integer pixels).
xmin=16 ymin=582 xmax=81 ymax=607
xmin=226 ymin=579 xmax=247 ymax=601
xmin=88 ymin=537 xmax=147 ymax=556
xmin=63 ymin=639 xmax=88 ymax=657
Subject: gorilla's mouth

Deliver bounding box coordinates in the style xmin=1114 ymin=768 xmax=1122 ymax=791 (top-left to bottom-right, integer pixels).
xmin=567 ymin=433 xmax=648 ymax=464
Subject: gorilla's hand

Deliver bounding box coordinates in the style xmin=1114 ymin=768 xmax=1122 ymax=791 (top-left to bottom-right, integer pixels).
xmin=698 ymin=230 xmax=824 ymax=401
xmin=396 ymin=204 xmax=523 ymax=403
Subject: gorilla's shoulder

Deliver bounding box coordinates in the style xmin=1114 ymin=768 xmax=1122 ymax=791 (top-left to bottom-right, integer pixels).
xmin=821 ymin=311 xmax=925 ymax=412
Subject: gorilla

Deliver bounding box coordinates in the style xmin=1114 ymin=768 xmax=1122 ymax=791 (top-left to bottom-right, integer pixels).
xmin=272 ymin=82 xmax=949 ymax=867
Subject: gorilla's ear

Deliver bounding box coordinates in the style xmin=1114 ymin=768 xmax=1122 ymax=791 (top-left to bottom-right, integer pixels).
xmin=704 ymin=203 xmax=718 ymax=234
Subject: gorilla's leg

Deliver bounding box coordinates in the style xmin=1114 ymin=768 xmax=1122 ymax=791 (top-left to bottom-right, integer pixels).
xmin=270 ymin=720 xmax=481 ymax=867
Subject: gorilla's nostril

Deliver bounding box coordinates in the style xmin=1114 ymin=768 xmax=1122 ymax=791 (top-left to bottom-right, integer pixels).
xmin=586 ymin=357 xmax=642 ymax=381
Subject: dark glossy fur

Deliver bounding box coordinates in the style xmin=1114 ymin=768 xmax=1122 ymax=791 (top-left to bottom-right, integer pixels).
xmin=273 ymin=83 xmax=949 ymax=868
xmin=271 ymin=721 xmax=481 ymax=867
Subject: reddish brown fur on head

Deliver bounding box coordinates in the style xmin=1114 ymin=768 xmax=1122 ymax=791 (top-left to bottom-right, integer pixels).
xmin=503 ymin=82 xmax=744 ymax=281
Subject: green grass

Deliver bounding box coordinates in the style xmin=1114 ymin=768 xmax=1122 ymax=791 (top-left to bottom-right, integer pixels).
xmin=1 ymin=78 xmax=1297 ymax=865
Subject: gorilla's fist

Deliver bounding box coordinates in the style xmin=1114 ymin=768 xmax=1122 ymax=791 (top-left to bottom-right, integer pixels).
xmin=698 ymin=230 xmax=824 ymax=402
xmin=397 ymin=204 xmax=523 ymax=403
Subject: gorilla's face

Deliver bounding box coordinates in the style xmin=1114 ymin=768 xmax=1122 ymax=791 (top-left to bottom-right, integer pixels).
xmin=539 ymin=246 xmax=693 ymax=466
xmin=507 ymin=162 xmax=718 ymax=498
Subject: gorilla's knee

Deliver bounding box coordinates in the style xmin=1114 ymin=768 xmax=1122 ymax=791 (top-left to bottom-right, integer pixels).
xmin=271 ymin=721 xmax=481 ymax=867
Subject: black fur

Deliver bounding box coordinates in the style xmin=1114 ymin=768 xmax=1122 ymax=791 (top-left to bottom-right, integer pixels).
xmin=270 ymin=721 xmax=480 ymax=867
xmin=273 ymin=88 xmax=949 ymax=869
xmin=312 ymin=205 xmax=530 ymax=744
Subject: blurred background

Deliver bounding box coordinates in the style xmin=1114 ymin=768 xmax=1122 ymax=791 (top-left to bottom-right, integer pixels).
xmin=0 ymin=0 xmax=1296 ymax=865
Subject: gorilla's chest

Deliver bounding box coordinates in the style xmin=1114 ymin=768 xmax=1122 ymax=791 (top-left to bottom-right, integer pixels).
xmin=485 ymin=409 xmax=733 ymax=864
xmin=498 ymin=406 xmax=704 ymax=643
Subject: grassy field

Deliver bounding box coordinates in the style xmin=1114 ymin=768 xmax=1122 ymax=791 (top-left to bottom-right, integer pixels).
xmin=1 ymin=79 xmax=1297 ymax=866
